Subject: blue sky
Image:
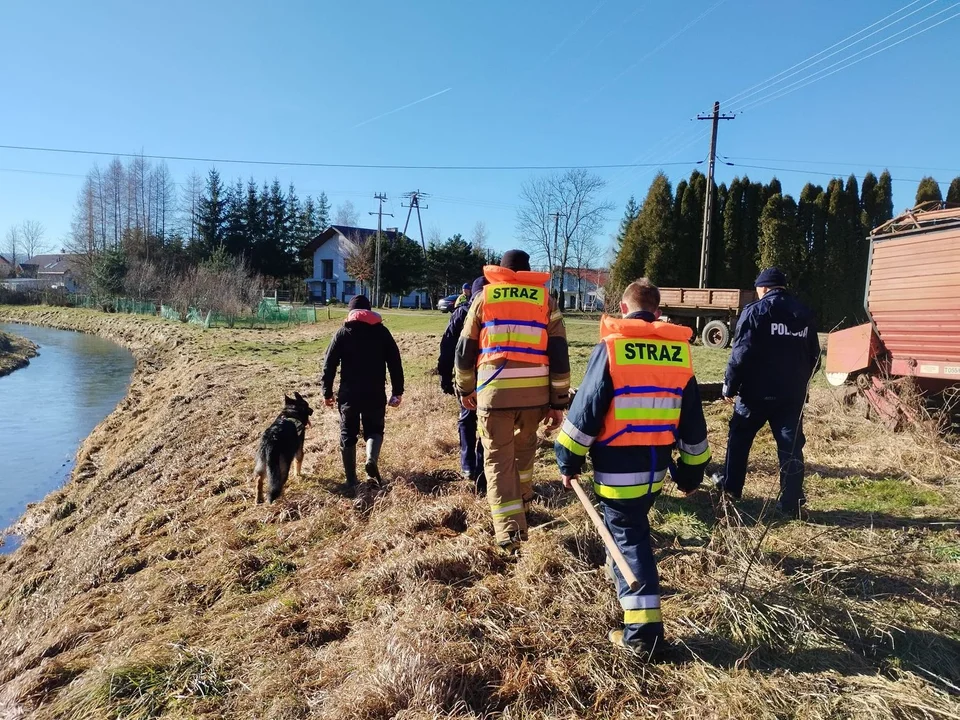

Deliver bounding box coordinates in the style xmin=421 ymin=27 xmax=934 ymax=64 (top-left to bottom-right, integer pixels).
xmin=1 ymin=0 xmax=958 ymax=260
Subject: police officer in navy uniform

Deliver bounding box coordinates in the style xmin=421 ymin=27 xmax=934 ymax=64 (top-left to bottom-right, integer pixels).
xmin=712 ymin=267 xmax=821 ymax=517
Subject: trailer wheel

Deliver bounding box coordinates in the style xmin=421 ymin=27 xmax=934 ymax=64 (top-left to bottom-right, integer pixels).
xmin=701 ymin=320 xmax=731 ymax=349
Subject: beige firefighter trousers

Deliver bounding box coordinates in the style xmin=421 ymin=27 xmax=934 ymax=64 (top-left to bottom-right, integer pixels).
xmin=477 ymin=407 xmax=545 ymax=543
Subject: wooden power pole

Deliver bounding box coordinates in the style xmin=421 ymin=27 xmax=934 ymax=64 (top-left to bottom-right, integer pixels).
xmin=696 ymin=101 xmax=735 ymax=289
xmin=369 ymin=193 xmax=392 ymax=307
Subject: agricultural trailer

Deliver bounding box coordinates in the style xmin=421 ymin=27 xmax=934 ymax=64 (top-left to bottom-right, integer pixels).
xmin=825 ymin=203 xmax=960 ymax=429
xmin=658 ymin=287 xmax=757 ymax=349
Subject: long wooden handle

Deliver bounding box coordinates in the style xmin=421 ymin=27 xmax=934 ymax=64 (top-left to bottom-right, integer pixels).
xmin=570 ymin=478 xmax=641 ymax=591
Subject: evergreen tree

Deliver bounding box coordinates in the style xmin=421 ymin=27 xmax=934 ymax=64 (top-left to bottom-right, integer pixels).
xmin=678 ymin=170 xmax=706 ymax=286
xmin=636 ymin=172 xmax=677 ymax=286
xmin=915 ymin=176 xmax=943 ymax=205
xmin=197 ymin=168 xmax=227 ymax=255
xmin=614 ymin=196 xmax=639 ymax=251
xmin=860 ymin=171 xmax=880 ymax=232
xmin=708 ymin=182 xmax=727 ymax=285
xmin=316 ymin=191 xmax=332 ymax=229
xmin=721 ymin=178 xmax=745 ymax=287
xmin=610 ymin=175 xmax=674 ymax=296
xmin=222 ymin=179 xmax=248 ymax=257
xmin=876 ymin=170 xmax=894 ymax=224
xmin=797 ymin=183 xmax=826 ymax=311
xmin=948 ymin=177 xmax=960 ymax=205
xmin=381 ymin=236 xmax=424 ymax=301
xmin=757 ymin=193 xmax=803 ymax=283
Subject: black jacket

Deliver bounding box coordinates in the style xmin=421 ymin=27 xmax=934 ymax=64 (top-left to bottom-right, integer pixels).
xmin=322 ymin=310 xmax=404 ymax=403
xmin=437 ymin=303 xmax=470 ymax=392
xmin=723 ymin=289 xmax=821 ymax=405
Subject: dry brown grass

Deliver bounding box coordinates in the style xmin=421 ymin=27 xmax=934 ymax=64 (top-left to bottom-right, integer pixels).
xmin=0 ymin=306 xmax=958 ymax=719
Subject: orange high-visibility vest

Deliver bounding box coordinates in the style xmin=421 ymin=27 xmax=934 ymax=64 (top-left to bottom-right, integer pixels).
xmin=478 ymin=265 xmax=551 ymax=365
xmin=595 ymin=314 xmax=694 ymax=447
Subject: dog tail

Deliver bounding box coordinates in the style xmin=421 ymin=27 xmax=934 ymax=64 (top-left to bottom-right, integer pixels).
xmin=265 ymin=448 xmax=290 ymax=503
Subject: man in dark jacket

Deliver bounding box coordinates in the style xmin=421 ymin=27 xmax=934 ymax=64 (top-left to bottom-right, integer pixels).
xmin=713 ymin=267 xmax=821 ymax=517
xmin=322 ymin=295 xmax=404 ymax=488
xmin=438 ymin=276 xmax=488 ymax=492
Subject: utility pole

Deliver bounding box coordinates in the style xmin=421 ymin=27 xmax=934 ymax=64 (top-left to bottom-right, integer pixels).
xmin=549 ymin=211 xmax=564 ymax=304
xmin=369 ymin=193 xmax=393 ymax=307
xmin=696 ymin=101 xmax=735 ymax=289
xmin=401 ymin=190 xmax=430 ymax=255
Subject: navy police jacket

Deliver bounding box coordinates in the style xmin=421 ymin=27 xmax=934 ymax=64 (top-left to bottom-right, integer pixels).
xmin=723 ymin=288 xmax=821 ymax=405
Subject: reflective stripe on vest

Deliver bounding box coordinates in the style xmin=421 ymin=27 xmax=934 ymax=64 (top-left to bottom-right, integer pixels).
xmin=595 ymin=315 xmax=694 ymax=448
xmin=593 ymin=468 xmax=667 ymax=500
xmin=478 ymin=266 xmax=551 ymax=366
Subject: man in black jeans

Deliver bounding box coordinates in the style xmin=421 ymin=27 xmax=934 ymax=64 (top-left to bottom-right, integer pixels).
xmin=713 ymin=267 xmax=821 ymax=517
xmin=322 ymin=295 xmax=404 ymax=489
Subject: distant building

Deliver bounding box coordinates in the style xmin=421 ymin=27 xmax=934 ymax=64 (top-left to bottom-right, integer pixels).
xmin=557 ymin=267 xmax=609 ymax=311
xmin=17 ymin=254 xmax=82 ymax=292
xmin=301 ymin=225 xmax=428 ymax=307
xmin=0 ymin=255 xmax=11 ymax=278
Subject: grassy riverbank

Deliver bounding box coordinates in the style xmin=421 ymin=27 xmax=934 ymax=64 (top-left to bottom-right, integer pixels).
xmin=0 ymin=330 xmax=39 ymax=377
xmin=0 ymin=306 xmax=958 ymax=719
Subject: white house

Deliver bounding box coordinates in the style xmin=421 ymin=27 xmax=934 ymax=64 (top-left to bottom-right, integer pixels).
xmin=302 ymin=225 xmax=429 ymax=307
xmin=18 ymin=254 xmax=82 ymax=293
xmin=557 ymin=267 xmax=609 ymax=311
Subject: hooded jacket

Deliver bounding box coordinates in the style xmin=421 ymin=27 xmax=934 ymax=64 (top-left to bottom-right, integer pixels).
xmin=322 ymin=309 xmax=404 ymax=403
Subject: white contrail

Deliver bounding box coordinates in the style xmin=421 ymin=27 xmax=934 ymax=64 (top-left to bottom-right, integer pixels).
xmin=351 ymin=88 xmax=452 ymax=129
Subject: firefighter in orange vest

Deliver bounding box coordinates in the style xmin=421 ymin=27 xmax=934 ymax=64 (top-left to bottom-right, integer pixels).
xmin=455 ymin=250 xmax=571 ymax=554
xmin=555 ymin=278 xmax=710 ymax=654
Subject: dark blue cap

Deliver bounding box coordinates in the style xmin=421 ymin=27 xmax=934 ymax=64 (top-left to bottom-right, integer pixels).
xmin=755 ymin=267 xmax=787 ymax=288
xmin=470 ymin=276 xmax=488 ymax=298
xmin=462 ymin=282 xmax=471 ymax=290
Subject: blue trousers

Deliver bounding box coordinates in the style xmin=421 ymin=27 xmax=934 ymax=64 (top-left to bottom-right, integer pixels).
xmin=458 ymin=404 xmax=484 ymax=478
xmin=723 ymin=398 xmax=806 ymax=510
xmin=601 ymin=494 xmax=663 ymax=646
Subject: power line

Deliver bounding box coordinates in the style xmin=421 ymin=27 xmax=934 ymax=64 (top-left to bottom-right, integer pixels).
xmin=736 ymin=5 xmax=960 ymax=113
xmin=720 ymin=156 xmax=960 ymax=174
xmin=717 ymin=159 xmax=948 ymax=184
xmin=0 ymin=144 xmax=701 ymax=172
xmin=721 ymin=0 xmax=933 ymax=108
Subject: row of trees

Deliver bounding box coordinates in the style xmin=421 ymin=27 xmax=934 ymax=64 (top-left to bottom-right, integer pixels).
xmin=611 ymin=170 xmax=960 ymax=328
xmin=66 ymin=157 xmax=498 ymax=311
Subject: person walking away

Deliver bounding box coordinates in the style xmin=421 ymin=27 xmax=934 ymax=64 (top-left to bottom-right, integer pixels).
xmin=455 ymin=282 xmax=472 ymax=309
xmin=438 ymin=276 xmax=488 ymax=493
xmin=712 ymin=267 xmax=820 ymax=517
xmin=322 ymin=295 xmax=404 ymax=490
xmin=555 ymin=278 xmax=711 ymax=654
xmin=455 ymin=250 xmax=570 ymax=554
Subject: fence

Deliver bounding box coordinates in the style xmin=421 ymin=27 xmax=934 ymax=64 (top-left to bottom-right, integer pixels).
xmin=1 ymin=288 xmax=330 ymax=329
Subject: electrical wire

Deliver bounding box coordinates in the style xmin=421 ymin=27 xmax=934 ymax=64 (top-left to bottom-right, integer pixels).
xmin=736 ymin=5 xmax=960 ymax=113
xmin=718 ymin=159 xmax=944 ymax=184
xmin=719 ymin=156 xmax=960 ymax=173
xmin=0 ymin=144 xmax=702 ymax=172
xmin=720 ymin=0 xmax=934 ymax=109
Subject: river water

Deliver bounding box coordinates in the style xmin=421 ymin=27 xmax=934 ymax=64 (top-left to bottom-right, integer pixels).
xmin=0 ymin=323 xmax=134 ymax=552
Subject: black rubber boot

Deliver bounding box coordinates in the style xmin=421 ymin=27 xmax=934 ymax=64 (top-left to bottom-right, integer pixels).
xmin=341 ymin=447 xmax=358 ymax=489
xmin=364 ymin=435 xmax=383 ymax=483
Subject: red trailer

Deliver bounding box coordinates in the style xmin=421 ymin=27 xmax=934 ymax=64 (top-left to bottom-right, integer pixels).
xmin=825 ymin=203 xmax=960 ymax=428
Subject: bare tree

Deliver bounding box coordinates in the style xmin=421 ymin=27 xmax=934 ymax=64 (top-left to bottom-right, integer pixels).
xmin=106 ymin=158 xmax=125 ymax=248
xmin=470 ymin=221 xmax=489 ymax=253
xmin=343 ymin=237 xmax=374 ymax=295
xmin=335 ymin=200 xmax=359 ymax=226
xmin=571 ymin=236 xmax=600 ymax=310
xmin=19 ymin=221 xmax=46 ymax=259
xmin=515 ymin=169 xmax=613 ymax=309
xmin=4 ymin=226 xmax=20 ymax=269
xmin=152 ymin=161 xmax=175 ymax=241
xmin=179 ymin=171 xmax=203 ymax=244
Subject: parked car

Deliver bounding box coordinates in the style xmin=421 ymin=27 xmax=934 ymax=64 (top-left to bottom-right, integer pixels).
xmin=437 ymin=294 xmax=459 ymax=313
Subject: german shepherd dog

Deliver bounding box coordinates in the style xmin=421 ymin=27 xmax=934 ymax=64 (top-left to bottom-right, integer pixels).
xmin=255 ymin=392 xmax=314 ymax=504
